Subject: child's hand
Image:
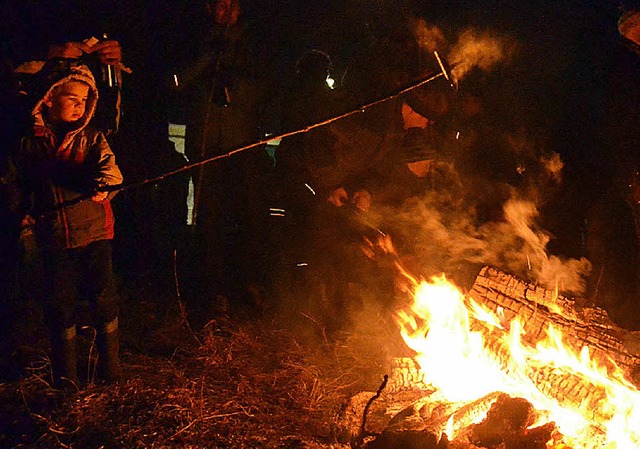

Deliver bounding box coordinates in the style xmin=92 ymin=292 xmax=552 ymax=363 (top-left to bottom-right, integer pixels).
xmin=91 ymin=191 xmax=108 ymax=202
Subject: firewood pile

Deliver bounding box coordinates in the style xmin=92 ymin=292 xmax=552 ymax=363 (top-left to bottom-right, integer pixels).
xmin=333 ymin=266 xmax=640 ymax=449
xmin=334 ymin=386 xmax=559 ymax=448
xmin=468 ymin=266 xmax=640 ymax=386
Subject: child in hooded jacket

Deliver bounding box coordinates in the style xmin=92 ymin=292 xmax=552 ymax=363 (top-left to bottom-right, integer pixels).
xmin=8 ymin=61 xmax=123 ymax=387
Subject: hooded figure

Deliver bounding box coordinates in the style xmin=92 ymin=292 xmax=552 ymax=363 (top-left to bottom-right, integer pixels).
xmin=8 ymin=61 xmax=124 ymax=387
xmin=15 ymin=60 xmax=123 ymax=249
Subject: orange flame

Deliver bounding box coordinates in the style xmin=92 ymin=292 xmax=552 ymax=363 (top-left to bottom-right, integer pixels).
xmin=395 ymin=273 xmax=640 ymax=448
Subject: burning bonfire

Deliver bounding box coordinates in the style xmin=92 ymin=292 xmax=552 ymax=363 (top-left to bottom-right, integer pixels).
xmin=338 ymin=266 xmax=640 ymax=449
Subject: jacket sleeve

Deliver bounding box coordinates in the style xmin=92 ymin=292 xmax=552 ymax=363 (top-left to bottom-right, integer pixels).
xmin=92 ymin=131 xmax=123 ymax=198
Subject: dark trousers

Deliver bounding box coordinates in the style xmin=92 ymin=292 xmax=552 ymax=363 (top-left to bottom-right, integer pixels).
xmin=0 ymin=220 xmax=21 ymax=380
xmin=41 ymin=239 xmax=119 ymax=332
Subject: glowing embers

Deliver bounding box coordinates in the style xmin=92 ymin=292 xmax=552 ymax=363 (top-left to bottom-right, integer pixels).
xmin=394 ymin=273 xmax=640 ymax=448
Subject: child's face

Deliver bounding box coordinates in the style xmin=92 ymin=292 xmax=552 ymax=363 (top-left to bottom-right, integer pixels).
xmin=44 ymin=81 xmax=90 ymax=124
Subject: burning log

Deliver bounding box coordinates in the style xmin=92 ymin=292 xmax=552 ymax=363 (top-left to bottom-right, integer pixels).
xmin=478 ymin=333 xmax=613 ymax=425
xmin=333 ymin=390 xmax=424 ymax=444
xmin=420 ymin=391 xmax=505 ymax=437
xmin=357 ymin=390 xmax=558 ymax=449
xmin=338 ymin=266 xmax=640 ymax=448
xmin=387 ymin=357 xmax=432 ymax=393
xmin=366 ymin=429 xmax=443 ymax=449
xmin=529 ymin=365 xmax=610 ymax=420
xmin=465 ymin=395 xmax=555 ymax=449
xmin=468 ymin=266 xmax=640 ymax=386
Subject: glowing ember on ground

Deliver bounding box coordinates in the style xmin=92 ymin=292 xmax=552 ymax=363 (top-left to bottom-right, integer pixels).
xmin=395 ymin=273 xmax=640 ymax=448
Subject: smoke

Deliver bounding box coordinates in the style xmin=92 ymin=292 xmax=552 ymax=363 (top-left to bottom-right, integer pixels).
xmin=364 ymin=151 xmax=591 ymax=296
xmin=449 ymin=29 xmax=508 ymax=82
xmin=541 ymin=152 xmax=564 ymax=184
xmin=273 ymin=7 xmax=590 ymax=342
xmin=410 ymin=18 xmax=447 ymax=53
xmin=408 ymin=19 xmax=514 ymax=88
xmin=501 ymin=198 xmax=591 ymax=294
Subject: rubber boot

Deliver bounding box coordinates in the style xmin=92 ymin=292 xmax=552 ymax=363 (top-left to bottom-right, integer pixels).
xmin=50 ymin=325 xmax=78 ymax=390
xmin=97 ymin=317 xmax=122 ymax=383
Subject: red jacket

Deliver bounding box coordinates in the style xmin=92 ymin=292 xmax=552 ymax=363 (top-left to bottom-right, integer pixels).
xmin=13 ymin=64 xmax=123 ymax=249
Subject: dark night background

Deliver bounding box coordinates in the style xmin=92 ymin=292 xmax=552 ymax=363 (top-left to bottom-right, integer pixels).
xmin=3 ymin=0 xmax=640 ymax=213
xmin=3 ymin=0 xmax=640 ymax=316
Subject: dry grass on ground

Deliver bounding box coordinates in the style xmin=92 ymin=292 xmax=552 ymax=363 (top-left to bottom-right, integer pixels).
xmin=0 ymin=296 xmax=407 ymax=449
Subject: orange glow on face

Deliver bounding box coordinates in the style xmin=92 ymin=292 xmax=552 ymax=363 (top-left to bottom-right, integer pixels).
xmin=45 ymin=81 xmax=89 ymax=124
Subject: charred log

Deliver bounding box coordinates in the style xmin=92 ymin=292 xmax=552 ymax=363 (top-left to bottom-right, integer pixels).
xmin=530 ymin=365 xmax=611 ymax=421
xmin=365 ymin=429 xmax=444 ymax=449
xmin=333 ymin=390 xmax=429 ymax=444
xmin=468 ymin=266 xmax=640 ymax=385
xmin=503 ymin=423 xmax=558 ymax=449
xmin=422 ymin=392 xmax=505 ymax=436
xmin=480 ymin=322 xmax=613 ymax=427
xmin=467 ymin=396 xmax=555 ymax=449
xmin=469 ymin=395 xmax=536 ymax=444
xmin=423 ymin=329 xmax=611 ymax=443
xmin=387 ymin=357 xmax=431 ymax=393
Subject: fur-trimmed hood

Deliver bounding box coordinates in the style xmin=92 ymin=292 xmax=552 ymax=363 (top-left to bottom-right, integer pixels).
xmin=15 ymin=60 xmax=123 ymax=249
xmin=31 ymin=61 xmax=99 ymax=134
